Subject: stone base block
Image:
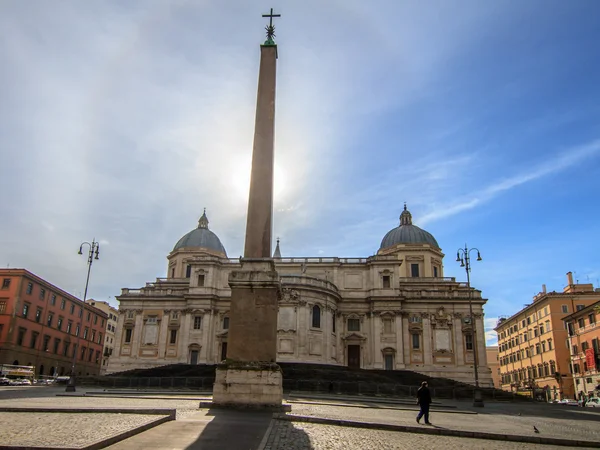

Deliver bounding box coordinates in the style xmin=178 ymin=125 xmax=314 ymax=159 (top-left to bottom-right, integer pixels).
xmin=212 ymin=363 xmax=283 ymax=409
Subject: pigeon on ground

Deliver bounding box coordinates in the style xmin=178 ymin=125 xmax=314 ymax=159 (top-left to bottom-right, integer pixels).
xmin=533 ymin=426 xmax=540 ymax=434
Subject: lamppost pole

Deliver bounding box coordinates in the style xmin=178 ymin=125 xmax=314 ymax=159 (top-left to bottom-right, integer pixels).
xmin=66 ymin=239 xmax=100 ymax=392
xmin=456 ymin=243 xmax=484 ymax=407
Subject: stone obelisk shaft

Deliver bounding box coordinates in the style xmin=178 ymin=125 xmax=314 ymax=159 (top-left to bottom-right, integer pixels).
xmin=244 ymin=45 xmax=277 ymax=258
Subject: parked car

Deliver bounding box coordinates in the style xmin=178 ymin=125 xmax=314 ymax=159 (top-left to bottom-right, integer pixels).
xmin=0 ymin=377 xmax=10 ymax=386
xmin=558 ymin=398 xmax=579 ymax=406
xmin=585 ymin=398 xmax=600 ymax=408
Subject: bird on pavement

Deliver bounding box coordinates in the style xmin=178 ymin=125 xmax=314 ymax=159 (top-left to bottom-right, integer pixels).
xmin=533 ymin=426 xmax=540 ymax=434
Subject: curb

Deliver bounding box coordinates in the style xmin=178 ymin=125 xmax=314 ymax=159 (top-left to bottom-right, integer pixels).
xmin=0 ymin=412 xmax=174 ymax=450
xmin=0 ymin=407 xmax=176 ymax=418
xmin=200 ymin=401 xmax=292 ymax=413
xmin=256 ymin=419 xmax=276 ymax=450
xmin=57 ymin=393 xmax=210 ymax=401
xmin=288 ymin=400 xmax=475 ymax=415
xmin=274 ymin=414 xmax=600 ymax=448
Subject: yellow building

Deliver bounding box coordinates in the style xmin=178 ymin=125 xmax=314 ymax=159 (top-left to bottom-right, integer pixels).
xmin=495 ymin=272 xmax=600 ymax=400
xmin=486 ymin=346 xmax=501 ymax=388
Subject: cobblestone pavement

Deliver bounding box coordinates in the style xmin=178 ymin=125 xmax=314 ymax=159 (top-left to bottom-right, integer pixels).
xmin=262 ymin=421 xmax=598 ymax=450
xmin=0 ymin=412 xmax=164 ymax=448
xmin=287 ymin=403 xmax=600 ymax=443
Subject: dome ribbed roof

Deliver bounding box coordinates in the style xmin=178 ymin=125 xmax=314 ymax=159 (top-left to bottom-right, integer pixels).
xmin=173 ymin=210 xmax=227 ymax=256
xmin=379 ymin=205 xmax=439 ymax=250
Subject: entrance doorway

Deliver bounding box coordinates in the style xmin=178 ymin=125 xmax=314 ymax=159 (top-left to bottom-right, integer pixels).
xmin=190 ymin=350 xmax=199 ymax=365
xmin=347 ymin=345 xmax=360 ymax=368
xmin=384 ymin=354 xmax=394 ymax=370
xmin=220 ymin=342 xmax=228 ymax=362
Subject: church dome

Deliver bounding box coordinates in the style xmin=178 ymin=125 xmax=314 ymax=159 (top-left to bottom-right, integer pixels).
xmin=173 ymin=210 xmax=227 ymax=257
xmin=379 ymin=204 xmax=439 ymax=251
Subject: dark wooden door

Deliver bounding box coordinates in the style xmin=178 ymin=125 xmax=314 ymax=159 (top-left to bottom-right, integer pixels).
xmin=190 ymin=350 xmax=199 ymax=365
xmin=348 ymin=345 xmax=360 ymax=368
xmin=220 ymin=342 xmax=228 ymax=362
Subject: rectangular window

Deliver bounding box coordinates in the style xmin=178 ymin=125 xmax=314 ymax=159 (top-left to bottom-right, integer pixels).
xmin=589 ymin=314 xmax=596 ymax=325
xmin=91 ymin=330 xmax=96 ymax=342
xmin=577 ymin=304 xmax=585 ymax=311
xmin=98 ymin=332 xmax=103 ymax=344
xmin=86 ymin=312 xmax=91 ymax=322
xmin=50 ymin=294 xmax=56 ymax=305
xmin=223 ymin=317 xmax=229 ymax=329
xmin=465 ymin=334 xmax=474 ymax=350
xmin=60 ymin=299 xmax=66 ymax=310
xmin=35 ymin=309 xmax=42 ymax=323
xmin=193 ymin=316 xmax=202 ymax=329
xmin=582 ymin=341 xmax=589 ymax=351
xmin=78 ymin=308 xmax=83 ymax=318
xmin=544 ymin=306 xmax=549 ymax=316
xmin=70 ymin=304 xmax=75 ymax=314
xmin=534 ymin=328 xmax=538 ymax=337
xmin=67 ymin=321 xmax=72 ymax=334
xmin=22 ymin=303 xmax=30 ymax=318
xmin=412 ymin=333 xmax=420 ymax=349
xmin=198 ymin=274 xmax=205 ymax=286
xmin=43 ymin=335 xmax=50 ymax=352
xmin=382 ymin=275 xmax=391 ymax=288
xmin=81 ymin=347 xmax=86 ymax=360
xmin=30 ymin=332 xmax=39 ymax=349
xmin=527 ymin=317 xmax=531 ymax=325
xmin=83 ymin=327 xmax=88 ymax=339
xmin=53 ymin=338 xmax=60 ymax=354
xmin=1 ymin=278 xmax=10 ymax=289
xmin=94 ymin=315 xmax=98 ymax=325
xmin=539 ymin=325 xmax=544 ymax=334
xmin=75 ymin=325 xmax=80 ymax=336
xmin=578 ymin=318 xmax=585 ymax=328
xmin=185 ymin=265 xmax=192 ymax=278
xmin=535 ymin=343 xmax=540 ymax=354
xmin=410 ymin=264 xmax=420 ymax=278
xmin=170 ymin=329 xmax=177 ymax=344
xmin=26 ymin=282 xmax=33 ymax=294
xmin=347 ymin=318 xmax=360 ymax=331
xmin=562 ymin=305 xmax=568 ymax=313
xmin=0 ymin=301 xmax=5 ymax=313
xmin=39 ymin=288 xmax=45 ymax=299
xmin=541 ymin=341 xmax=546 ymax=352
xmin=433 ymin=266 xmax=438 ymax=277
xmin=17 ymin=328 xmax=27 ymax=345
xmin=383 ymin=318 xmax=393 ymax=334
xmin=47 ymin=313 xmax=53 ymax=327
xmin=124 ymin=328 xmax=133 ymax=343
xmin=57 ymin=318 xmax=63 ymax=330
xmin=332 ymin=315 xmax=336 ymax=333
xmin=88 ymin=349 xmax=93 ymax=362
xmin=63 ymin=342 xmax=70 ymax=356
xmin=572 ymin=345 xmax=578 ymax=355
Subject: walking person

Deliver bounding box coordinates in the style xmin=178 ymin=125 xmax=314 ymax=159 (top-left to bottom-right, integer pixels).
xmin=416 ymin=381 xmax=432 ymax=425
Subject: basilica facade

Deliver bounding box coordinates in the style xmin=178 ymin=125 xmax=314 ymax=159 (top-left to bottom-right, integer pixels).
xmin=107 ymin=206 xmax=493 ymax=386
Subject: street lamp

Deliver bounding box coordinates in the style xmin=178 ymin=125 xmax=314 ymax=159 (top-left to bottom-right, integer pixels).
xmin=456 ymin=244 xmax=484 ymax=407
xmin=66 ymin=239 xmax=100 ymax=392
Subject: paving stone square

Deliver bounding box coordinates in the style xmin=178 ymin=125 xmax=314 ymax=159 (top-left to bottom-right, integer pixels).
xmin=0 ymin=411 xmax=165 ymax=449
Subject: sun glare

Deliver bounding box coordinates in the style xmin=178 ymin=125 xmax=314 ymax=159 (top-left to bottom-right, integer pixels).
xmin=229 ymin=158 xmax=287 ymax=201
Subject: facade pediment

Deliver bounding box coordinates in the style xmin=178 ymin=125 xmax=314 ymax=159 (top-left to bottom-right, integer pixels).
xmin=342 ymin=332 xmax=367 ymax=341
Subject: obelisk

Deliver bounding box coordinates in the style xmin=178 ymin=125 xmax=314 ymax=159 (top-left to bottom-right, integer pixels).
xmin=211 ymin=9 xmax=284 ymax=409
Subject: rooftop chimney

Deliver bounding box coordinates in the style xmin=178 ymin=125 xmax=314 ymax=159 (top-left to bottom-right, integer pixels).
xmin=542 ymin=284 xmax=547 ymax=294
xmin=567 ymin=272 xmax=574 ymax=286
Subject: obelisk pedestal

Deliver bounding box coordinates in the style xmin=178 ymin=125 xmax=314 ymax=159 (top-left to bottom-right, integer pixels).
xmin=211 ymin=20 xmax=286 ymax=409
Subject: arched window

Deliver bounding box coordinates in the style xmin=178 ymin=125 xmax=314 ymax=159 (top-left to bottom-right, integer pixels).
xmin=312 ymin=305 xmax=321 ymax=328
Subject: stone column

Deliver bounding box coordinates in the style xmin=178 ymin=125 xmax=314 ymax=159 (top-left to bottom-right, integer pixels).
xmin=131 ymin=312 xmax=144 ymax=358
xmin=402 ymin=314 xmax=410 ymax=366
xmin=157 ymin=314 xmax=169 ymax=358
xmin=395 ymin=313 xmax=405 ymax=369
xmin=200 ymin=310 xmax=212 ymax=363
xmin=453 ymin=315 xmax=465 ymax=366
xmin=373 ymin=314 xmax=383 ymax=369
xmin=179 ymin=313 xmax=192 ymax=361
xmin=422 ymin=315 xmax=433 ymax=366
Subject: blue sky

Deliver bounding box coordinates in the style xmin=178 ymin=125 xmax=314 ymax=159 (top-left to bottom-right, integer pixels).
xmin=1 ymin=1 xmax=599 ymax=346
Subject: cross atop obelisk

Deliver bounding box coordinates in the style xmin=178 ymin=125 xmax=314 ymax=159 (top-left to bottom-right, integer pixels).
xmin=262 ymin=8 xmax=281 ymax=46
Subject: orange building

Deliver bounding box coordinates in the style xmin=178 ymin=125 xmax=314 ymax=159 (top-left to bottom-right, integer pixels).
xmin=0 ymin=269 xmax=107 ymax=377
xmin=495 ymin=272 xmax=600 ymax=400
xmin=563 ymin=299 xmax=600 ymax=398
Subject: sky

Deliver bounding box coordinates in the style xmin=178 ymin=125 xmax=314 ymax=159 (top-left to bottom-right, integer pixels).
xmin=1 ymin=1 xmax=600 ymax=347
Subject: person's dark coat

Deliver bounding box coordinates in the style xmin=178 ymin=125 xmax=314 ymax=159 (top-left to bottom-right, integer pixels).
xmin=417 ymin=385 xmax=432 ymax=405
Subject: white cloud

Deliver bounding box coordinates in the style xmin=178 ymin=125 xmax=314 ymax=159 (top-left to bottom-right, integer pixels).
xmin=484 ymin=317 xmax=498 ymax=346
